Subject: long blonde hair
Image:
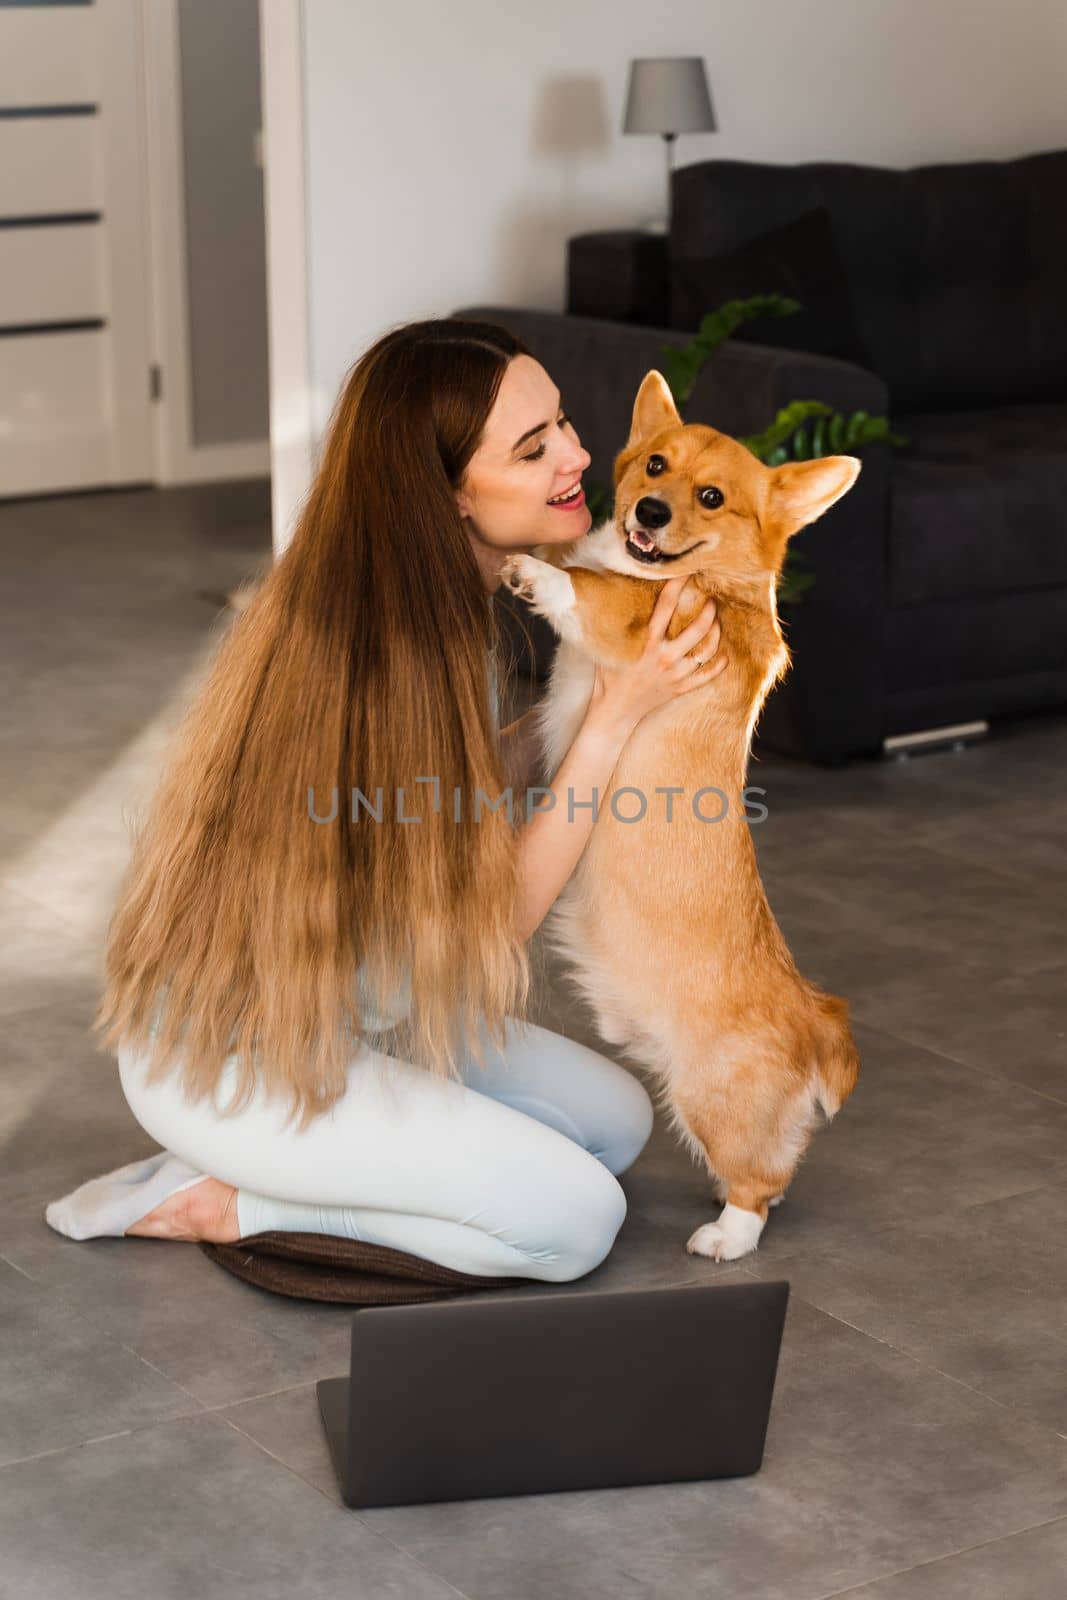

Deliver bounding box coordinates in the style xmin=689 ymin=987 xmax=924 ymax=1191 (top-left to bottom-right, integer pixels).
xmin=94 ymin=317 xmax=535 ymax=1130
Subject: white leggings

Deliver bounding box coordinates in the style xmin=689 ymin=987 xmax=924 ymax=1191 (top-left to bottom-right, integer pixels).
xmin=117 ymin=1015 xmax=654 ymax=1283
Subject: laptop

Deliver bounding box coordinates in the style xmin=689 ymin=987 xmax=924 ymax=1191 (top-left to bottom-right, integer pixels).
xmin=317 ymin=1278 xmax=790 ymax=1507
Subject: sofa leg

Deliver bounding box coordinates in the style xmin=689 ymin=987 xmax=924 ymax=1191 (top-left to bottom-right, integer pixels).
xmin=882 ymin=719 xmax=989 ymax=759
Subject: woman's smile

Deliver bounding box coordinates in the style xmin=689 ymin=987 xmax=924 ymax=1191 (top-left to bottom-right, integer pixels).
xmin=547 ymin=483 xmax=586 ymax=510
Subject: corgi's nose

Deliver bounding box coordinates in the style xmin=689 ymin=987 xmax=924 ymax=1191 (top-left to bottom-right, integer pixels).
xmin=635 ymin=496 xmax=672 ymax=530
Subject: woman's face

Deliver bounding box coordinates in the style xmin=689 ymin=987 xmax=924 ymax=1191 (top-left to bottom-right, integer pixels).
xmin=455 ymin=355 xmax=593 ymax=591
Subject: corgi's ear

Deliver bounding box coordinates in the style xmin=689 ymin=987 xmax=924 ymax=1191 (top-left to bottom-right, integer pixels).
xmin=625 ymin=371 xmax=682 ymax=449
xmin=765 ymin=454 xmax=862 ymax=544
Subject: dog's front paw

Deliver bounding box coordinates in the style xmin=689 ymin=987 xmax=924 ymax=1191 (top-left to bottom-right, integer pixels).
xmin=498 ymin=555 xmax=577 ymax=633
xmin=499 ymin=553 xmax=541 ymax=603
xmin=686 ymin=1203 xmax=766 ymax=1262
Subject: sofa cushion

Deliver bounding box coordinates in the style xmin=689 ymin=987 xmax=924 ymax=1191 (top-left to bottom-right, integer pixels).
xmin=668 ymin=206 xmax=870 ymax=367
xmin=671 ymin=150 xmax=1067 ymax=413
xmin=885 ymin=587 xmax=1067 ymax=702
xmin=888 ymin=400 xmax=1067 ymax=605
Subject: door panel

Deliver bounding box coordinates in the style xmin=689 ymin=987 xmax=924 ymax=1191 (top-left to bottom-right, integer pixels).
xmin=0 ymin=222 xmax=106 ymax=325
xmin=0 ymin=0 xmax=153 ymax=497
xmin=0 ymin=330 xmax=120 ymax=490
xmin=0 ymin=6 xmax=96 ymax=106
xmin=0 ymin=120 xmax=102 ymax=216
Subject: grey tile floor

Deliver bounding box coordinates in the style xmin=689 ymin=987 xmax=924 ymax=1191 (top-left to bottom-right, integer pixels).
xmin=1 ymin=480 xmax=1065 ymax=1598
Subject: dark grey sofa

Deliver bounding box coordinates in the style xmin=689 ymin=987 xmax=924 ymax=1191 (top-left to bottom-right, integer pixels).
xmin=452 ymin=147 xmax=1067 ymax=765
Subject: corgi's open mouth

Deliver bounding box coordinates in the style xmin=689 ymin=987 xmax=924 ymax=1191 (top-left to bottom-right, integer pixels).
xmin=625 ymin=528 xmax=702 ymax=565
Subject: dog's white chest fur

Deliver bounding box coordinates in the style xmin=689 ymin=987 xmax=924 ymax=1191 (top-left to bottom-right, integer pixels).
xmin=507 ymin=520 xmax=640 ymax=779
xmin=534 ymin=639 xmax=595 ymax=782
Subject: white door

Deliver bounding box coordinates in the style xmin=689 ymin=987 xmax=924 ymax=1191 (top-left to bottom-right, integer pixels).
xmin=0 ymin=0 xmax=154 ymax=498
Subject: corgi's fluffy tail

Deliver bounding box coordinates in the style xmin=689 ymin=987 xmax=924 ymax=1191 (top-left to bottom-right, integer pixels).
xmin=812 ymin=991 xmax=861 ymax=1120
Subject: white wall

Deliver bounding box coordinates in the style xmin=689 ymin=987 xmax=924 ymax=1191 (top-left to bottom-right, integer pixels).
xmin=262 ymin=0 xmax=1067 ymax=548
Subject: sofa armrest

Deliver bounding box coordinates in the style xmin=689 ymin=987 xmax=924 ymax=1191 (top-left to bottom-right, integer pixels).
xmin=687 ymin=332 xmax=891 ymax=436
xmin=453 ymin=305 xmax=892 ymax=760
xmin=452 ymin=303 xmax=888 ymax=482
xmin=566 ymin=230 xmax=670 ymax=326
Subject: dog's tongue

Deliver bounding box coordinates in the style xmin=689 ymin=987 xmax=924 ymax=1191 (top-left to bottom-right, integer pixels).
xmin=630 ymin=529 xmax=657 ymax=550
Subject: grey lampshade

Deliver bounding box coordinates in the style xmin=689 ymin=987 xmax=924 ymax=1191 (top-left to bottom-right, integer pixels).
xmin=622 ymin=57 xmax=716 ymax=136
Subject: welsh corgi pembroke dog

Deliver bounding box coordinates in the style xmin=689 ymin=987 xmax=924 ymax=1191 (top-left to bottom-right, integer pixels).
xmin=499 ymin=370 xmax=862 ymax=1262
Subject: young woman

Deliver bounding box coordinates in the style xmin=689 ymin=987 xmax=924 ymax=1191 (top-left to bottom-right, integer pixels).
xmin=46 ymin=318 xmax=725 ymax=1283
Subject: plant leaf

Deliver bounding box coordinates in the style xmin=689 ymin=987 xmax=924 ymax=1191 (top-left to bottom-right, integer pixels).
xmin=741 ymin=400 xmax=833 ymax=461
xmin=659 ymin=293 xmax=801 ymax=406
xmin=846 ymin=409 xmax=869 ymax=446
xmin=812 ymin=416 xmax=827 ymax=458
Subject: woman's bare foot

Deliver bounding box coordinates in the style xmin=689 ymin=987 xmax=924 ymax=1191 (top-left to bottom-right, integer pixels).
xmin=125 ymin=1177 xmax=241 ymax=1243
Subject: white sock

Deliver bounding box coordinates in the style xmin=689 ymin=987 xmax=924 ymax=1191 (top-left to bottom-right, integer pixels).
xmin=45 ymin=1150 xmax=208 ymax=1241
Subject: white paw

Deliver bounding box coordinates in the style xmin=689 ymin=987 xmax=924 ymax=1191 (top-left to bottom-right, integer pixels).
xmin=499 ymin=555 xmax=577 ymax=633
xmin=686 ymin=1202 xmax=766 ymax=1262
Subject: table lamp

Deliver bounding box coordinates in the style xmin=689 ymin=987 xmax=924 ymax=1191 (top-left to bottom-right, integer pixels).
xmin=623 ymin=56 xmax=717 ymax=234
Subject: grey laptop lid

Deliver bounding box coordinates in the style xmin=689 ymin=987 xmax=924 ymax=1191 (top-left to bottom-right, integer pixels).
xmin=318 ymin=1278 xmax=789 ymax=1508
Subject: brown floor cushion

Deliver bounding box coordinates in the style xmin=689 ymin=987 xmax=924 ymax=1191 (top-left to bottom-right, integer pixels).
xmin=199 ymin=1230 xmax=538 ymax=1305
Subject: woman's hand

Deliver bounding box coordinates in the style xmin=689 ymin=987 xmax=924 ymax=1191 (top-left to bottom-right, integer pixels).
xmin=588 ymin=576 xmax=727 ymax=736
